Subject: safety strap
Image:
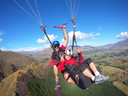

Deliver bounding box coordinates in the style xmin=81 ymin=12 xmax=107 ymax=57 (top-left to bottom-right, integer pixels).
xmin=40 ymin=26 xmax=60 ymax=60
xmin=71 ymin=18 xmax=78 ymax=51
xmin=64 ymin=60 xmax=80 ymax=83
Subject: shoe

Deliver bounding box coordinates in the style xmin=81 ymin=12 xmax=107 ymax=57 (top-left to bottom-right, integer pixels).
xmin=85 ymin=88 xmax=89 ymax=91
xmin=95 ymin=74 xmax=110 ymax=84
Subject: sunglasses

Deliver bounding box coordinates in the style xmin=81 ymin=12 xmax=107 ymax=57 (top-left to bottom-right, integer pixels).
xmin=52 ymin=44 xmax=60 ymax=48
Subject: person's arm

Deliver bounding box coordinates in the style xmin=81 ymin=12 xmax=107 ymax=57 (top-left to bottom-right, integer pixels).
xmin=53 ymin=66 xmax=59 ymax=80
xmin=62 ymin=26 xmax=68 ymax=47
xmin=50 ymin=58 xmax=59 ymax=81
xmin=77 ymin=49 xmax=84 ymax=60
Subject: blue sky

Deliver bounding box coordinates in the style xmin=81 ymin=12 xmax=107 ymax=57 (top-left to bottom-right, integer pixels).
xmin=0 ymin=0 xmax=128 ymax=51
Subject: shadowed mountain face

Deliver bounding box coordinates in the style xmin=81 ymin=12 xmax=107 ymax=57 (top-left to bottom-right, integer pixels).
xmin=0 ymin=51 xmax=39 ymax=81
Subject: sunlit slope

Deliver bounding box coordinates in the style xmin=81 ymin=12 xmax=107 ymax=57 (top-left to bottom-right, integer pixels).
xmin=0 ymin=61 xmax=50 ymax=96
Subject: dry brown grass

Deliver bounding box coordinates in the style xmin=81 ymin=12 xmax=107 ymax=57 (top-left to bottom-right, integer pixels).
xmin=101 ymin=66 xmax=126 ymax=74
xmin=101 ymin=66 xmax=128 ymax=95
xmin=113 ymin=81 xmax=128 ymax=96
xmin=0 ymin=61 xmax=50 ymax=96
xmin=0 ymin=51 xmax=39 ymax=82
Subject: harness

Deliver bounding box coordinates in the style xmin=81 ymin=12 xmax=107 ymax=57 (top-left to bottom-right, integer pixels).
xmin=51 ymin=47 xmax=65 ymax=66
xmin=64 ymin=60 xmax=93 ymax=89
xmin=64 ymin=60 xmax=81 ymax=84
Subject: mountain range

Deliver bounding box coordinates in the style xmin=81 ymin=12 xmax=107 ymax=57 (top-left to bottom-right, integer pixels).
xmin=0 ymin=38 xmax=128 ymax=96
xmin=0 ymin=38 xmax=127 ymax=80
xmin=0 ymin=51 xmax=38 ymax=82
xmin=18 ymin=38 xmax=128 ymax=58
xmin=99 ymin=38 xmax=128 ymax=49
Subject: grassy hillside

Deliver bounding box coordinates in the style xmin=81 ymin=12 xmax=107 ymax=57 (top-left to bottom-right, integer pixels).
xmin=26 ymin=45 xmax=128 ymax=96
xmin=27 ymin=68 xmax=126 ymax=96
xmin=0 ymin=61 xmax=50 ymax=96
xmin=26 ymin=43 xmax=128 ymax=95
xmin=0 ymin=51 xmax=39 ymax=82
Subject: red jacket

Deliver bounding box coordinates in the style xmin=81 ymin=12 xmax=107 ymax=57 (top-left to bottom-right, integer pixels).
xmin=58 ymin=52 xmax=84 ymax=72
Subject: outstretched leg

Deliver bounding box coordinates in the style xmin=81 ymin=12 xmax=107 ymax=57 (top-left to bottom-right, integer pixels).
xmin=82 ymin=67 xmax=109 ymax=84
xmin=89 ymin=62 xmax=100 ymax=76
xmin=83 ymin=58 xmax=110 ymax=84
xmin=82 ymin=68 xmax=95 ymax=80
xmin=85 ymin=58 xmax=101 ymax=76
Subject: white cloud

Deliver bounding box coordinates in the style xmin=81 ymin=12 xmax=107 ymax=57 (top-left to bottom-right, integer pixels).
xmin=77 ymin=40 xmax=88 ymax=46
xmin=36 ymin=34 xmax=58 ymax=43
xmin=68 ymin=31 xmax=100 ymax=41
xmin=36 ymin=38 xmax=45 ymax=43
xmin=0 ymin=44 xmax=50 ymax=52
xmin=0 ymin=38 xmax=3 ymax=43
xmin=16 ymin=47 xmax=43 ymax=52
xmin=116 ymin=32 xmax=128 ymax=39
xmin=14 ymin=44 xmax=50 ymax=52
xmin=76 ymin=40 xmax=108 ymax=47
xmin=0 ymin=47 xmax=8 ymax=51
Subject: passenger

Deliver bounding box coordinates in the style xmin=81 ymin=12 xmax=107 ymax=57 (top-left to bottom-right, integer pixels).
xmin=58 ymin=49 xmax=110 ymax=86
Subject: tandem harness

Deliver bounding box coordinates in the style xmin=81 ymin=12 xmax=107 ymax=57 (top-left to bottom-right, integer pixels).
xmin=51 ymin=47 xmax=65 ymax=66
xmin=64 ymin=61 xmax=80 ymax=83
xmin=64 ymin=60 xmax=93 ymax=89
